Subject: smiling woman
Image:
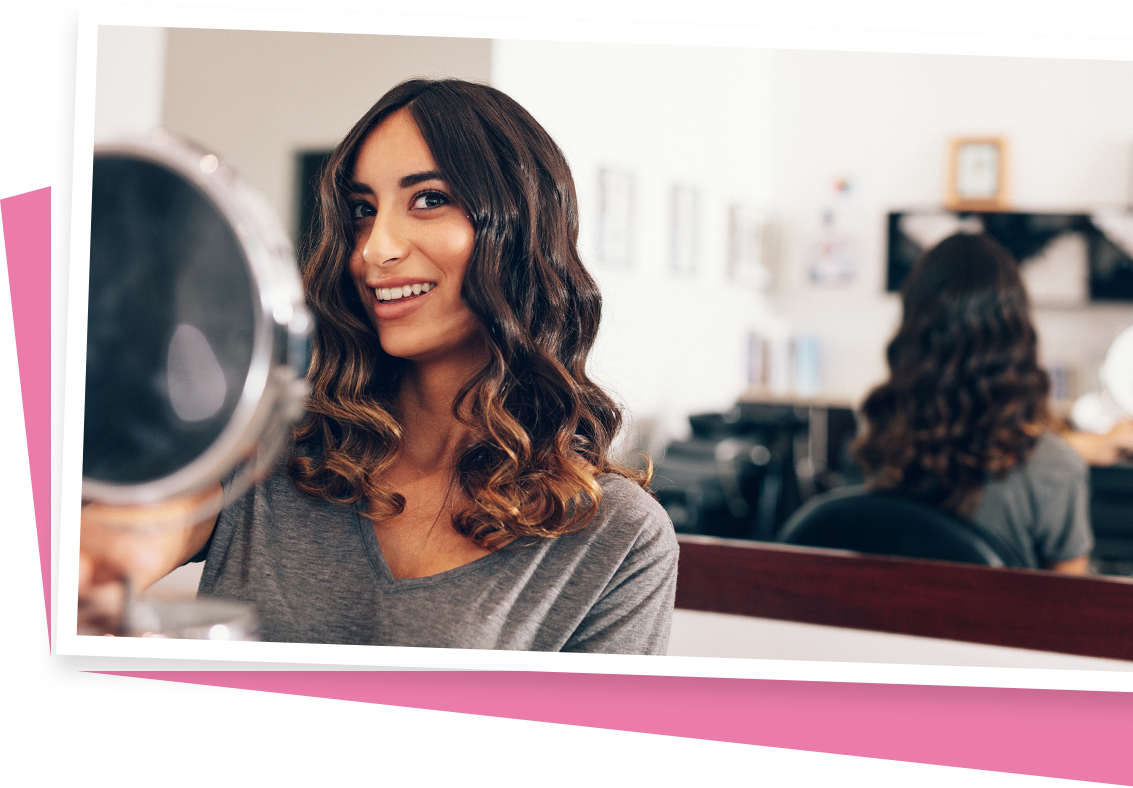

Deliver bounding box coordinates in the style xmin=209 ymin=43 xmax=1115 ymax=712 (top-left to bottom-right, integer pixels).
xmin=78 ymin=78 xmax=679 ymax=653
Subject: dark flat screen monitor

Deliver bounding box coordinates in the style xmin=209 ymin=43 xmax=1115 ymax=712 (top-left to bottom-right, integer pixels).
xmin=886 ymin=210 xmax=1133 ymax=302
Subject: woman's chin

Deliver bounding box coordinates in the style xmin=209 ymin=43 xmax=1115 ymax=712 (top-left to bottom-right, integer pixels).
xmin=378 ymin=329 xmax=487 ymax=368
xmin=378 ymin=341 xmax=482 ymax=369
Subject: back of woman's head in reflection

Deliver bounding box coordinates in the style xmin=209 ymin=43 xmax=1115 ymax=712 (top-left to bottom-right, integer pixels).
xmin=854 ymin=232 xmax=1050 ymax=513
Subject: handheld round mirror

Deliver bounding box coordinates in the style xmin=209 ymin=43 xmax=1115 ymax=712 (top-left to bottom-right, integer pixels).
xmin=84 ymin=133 xmax=310 ymax=518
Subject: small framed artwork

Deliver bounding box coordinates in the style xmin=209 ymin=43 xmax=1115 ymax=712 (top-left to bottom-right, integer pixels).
xmin=946 ymin=137 xmax=1008 ymax=211
xmin=670 ymin=184 xmax=700 ymax=276
xmin=728 ymin=202 xmax=771 ymax=290
xmin=597 ymin=167 xmax=635 ymax=270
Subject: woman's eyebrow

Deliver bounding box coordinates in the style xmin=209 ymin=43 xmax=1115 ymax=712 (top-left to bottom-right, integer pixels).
xmin=345 ymin=182 xmax=373 ymax=196
xmin=399 ymin=170 xmax=444 ymax=188
xmin=345 ymin=172 xmax=444 ymax=194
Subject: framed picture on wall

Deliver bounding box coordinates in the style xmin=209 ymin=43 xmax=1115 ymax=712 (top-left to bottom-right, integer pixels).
xmin=670 ymin=183 xmax=700 ymax=276
xmin=728 ymin=203 xmax=771 ymax=290
xmin=945 ymin=137 xmax=1009 ymax=211
xmin=597 ymin=166 xmax=635 ymax=270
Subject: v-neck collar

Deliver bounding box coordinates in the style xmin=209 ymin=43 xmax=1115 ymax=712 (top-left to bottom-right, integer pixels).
xmin=352 ymin=505 xmax=516 ymax=590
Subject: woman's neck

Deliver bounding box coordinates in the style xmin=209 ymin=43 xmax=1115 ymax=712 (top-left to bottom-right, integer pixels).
xmin=393 ymin=354 xmax=482 ymax=475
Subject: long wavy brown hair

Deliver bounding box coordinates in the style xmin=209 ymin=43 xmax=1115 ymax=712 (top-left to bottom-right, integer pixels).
xmin=288 ymin=78 xmax=646 ymax=549
xmin=853 ymin=232 xmax=1051 ymax=514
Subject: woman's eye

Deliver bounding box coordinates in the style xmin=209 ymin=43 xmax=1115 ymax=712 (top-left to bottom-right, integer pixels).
xmin=349 ymin=201 xmax=375 ymax=221
xmin=412 ymin=191 xmax=449 ymax=210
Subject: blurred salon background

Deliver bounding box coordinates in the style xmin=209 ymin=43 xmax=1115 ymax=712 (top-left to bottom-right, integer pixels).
xmin=94 ymin=28 xmax=1133 ymax=665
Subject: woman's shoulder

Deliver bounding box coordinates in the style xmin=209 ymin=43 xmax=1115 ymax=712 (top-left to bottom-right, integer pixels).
xmin=994 ymin=431 xmax=1088 ymax=497
xmin=221 ymin=455 xmax=353 ymax=521
xmin=596 ymin=474 xmax=670 ymax=521
xmin=1027 ymin=431 xmax=1088 ymax=475
xmin=588 ymin=474 xmax=678 ymax=558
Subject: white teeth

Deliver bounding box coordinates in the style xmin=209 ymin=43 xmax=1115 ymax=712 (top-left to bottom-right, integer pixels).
xmin=375 ymin=283 xmax=435 ymax=301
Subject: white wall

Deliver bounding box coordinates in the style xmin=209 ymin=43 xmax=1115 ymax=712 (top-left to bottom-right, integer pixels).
xmin=94 ymin=26 xmax=167 ymax=139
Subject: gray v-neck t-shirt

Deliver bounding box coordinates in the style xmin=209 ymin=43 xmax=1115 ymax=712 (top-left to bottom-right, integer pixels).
xmin=197 ymin=469 xmax=679 ymax=654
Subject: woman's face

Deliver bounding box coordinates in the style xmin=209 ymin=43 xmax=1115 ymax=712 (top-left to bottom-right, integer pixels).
xmin=347 ymin=108 xmax=480 ymax=365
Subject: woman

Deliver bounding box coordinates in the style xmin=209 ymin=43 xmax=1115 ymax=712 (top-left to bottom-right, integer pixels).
xmin=853 ymin=232 xmax=1092 ymax=573
xmin=81 ymin=78 xmax=679 ymax=653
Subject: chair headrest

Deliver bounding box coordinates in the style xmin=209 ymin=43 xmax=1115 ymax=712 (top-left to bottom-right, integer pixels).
xmin=776 ymin=486 xmax=1031 ymax=568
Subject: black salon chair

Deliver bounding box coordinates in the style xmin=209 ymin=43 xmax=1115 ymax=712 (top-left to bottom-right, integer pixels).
xmin=775 ymin=485 xmax=1029 ymax=568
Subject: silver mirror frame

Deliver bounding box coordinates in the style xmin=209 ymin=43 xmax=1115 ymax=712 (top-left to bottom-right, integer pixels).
xmin=83 ymin=132 xmax=311 ymax=508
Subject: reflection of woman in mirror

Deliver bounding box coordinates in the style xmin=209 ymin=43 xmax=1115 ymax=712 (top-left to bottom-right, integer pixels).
xmin=853 ymin=233 xmax=1091 ymax=574
xmin=81 ymin=78 xmax=679 ymax=651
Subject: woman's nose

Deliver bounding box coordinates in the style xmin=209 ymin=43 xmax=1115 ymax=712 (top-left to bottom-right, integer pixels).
xmin=360 ymin=209 xmax=409 ymax=267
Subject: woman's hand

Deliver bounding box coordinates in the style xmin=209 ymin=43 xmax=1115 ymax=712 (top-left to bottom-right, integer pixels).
xmin=1103 ymin=420 xmax=1133 ymax=462
xmin=1062 ymin=421 xmax=1133 ymax=467
xmin=77 ymin=486 xmax=222 ymax=636
xmin=1047 ymin=555 xmax=1091 ymax=575
xmin=76 ymin=528 xmax=130 ymax=636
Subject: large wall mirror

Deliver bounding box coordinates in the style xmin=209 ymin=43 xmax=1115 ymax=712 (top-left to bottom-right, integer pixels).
xmin=94 ymin=26 xmax=1133 ymax=667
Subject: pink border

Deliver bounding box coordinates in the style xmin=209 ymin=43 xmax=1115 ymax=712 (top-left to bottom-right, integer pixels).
xmin=4 ymin=0 xmax=44 ymax=730
xmin=83 ymin=675 xmax=1133 ymax=780
xmin=11 ymin=186 xmax=1133 ymax=785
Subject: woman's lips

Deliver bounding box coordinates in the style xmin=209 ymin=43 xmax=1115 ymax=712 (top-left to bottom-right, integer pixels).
xmin=370 ymin=285 xmax=434 ymax=320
